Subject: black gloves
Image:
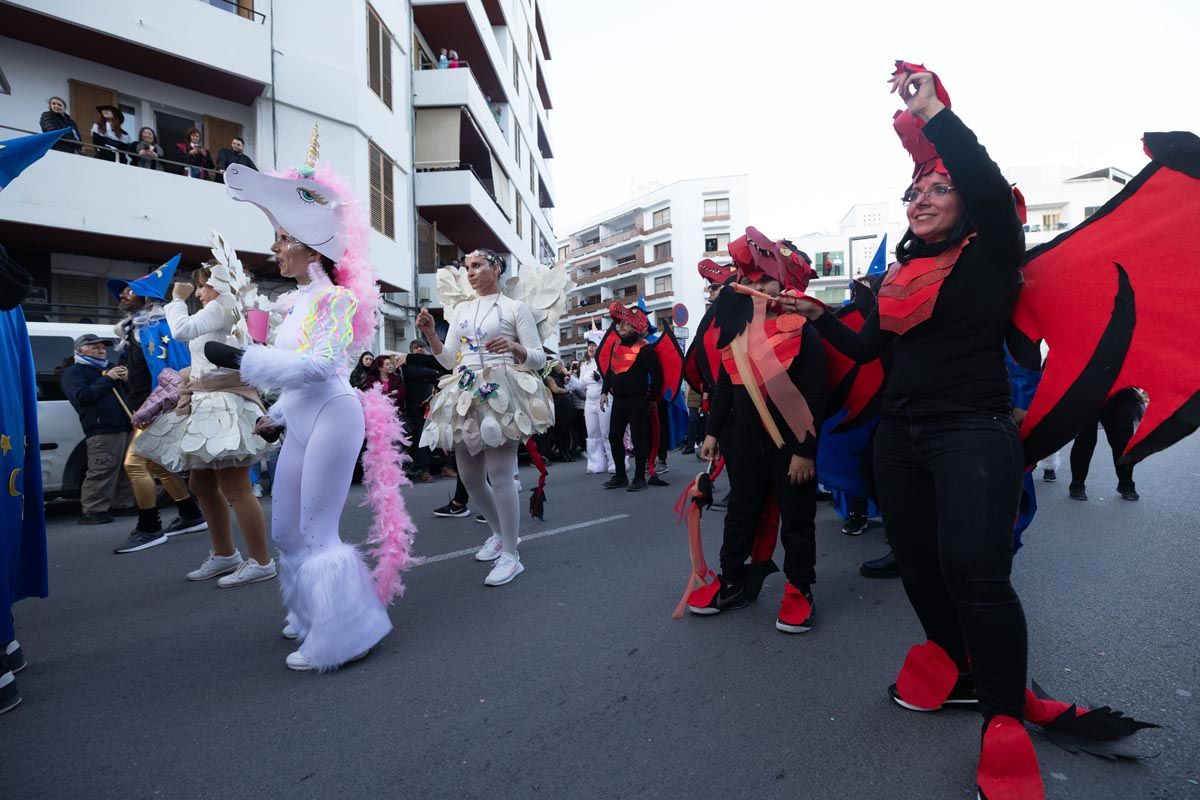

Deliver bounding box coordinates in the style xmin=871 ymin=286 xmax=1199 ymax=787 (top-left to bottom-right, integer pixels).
xmin=204 ymin=341 xmax=245 ymax=369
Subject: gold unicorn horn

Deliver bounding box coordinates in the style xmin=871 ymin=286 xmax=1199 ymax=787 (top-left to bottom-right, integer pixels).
xmin=304 ymin=123 xmax=320 ymax=171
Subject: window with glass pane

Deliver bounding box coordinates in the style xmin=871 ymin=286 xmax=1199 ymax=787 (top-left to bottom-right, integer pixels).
xmin=652 ymin=207 xmax=670 ymax=227
xmin=703 ymin=198 xmax=730 ymax=217
xmin=653 ymin=241 xmax=672 ymax=260
xmin=654 ymin=275 xmax=672 ymax=293
xmin=704 ymin=233 xmax=729 ymax=253
xmin=813 ymin=251 xmax=845 ymax=277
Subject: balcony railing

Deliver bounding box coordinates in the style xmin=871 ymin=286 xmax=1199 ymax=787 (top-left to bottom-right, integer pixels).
xmin=1 ymin=124 xmax=231 ymax=181
xmin=203 ymin=0 xmax=267 ymax=23
xmin=416 ymin=162 xmax=510 ymax=221
xmin=573 ymin=257 xmax=672 ymax=287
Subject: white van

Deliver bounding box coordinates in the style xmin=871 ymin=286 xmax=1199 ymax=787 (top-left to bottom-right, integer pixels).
xmin=26 ymin=320 xmax=122 ymax=500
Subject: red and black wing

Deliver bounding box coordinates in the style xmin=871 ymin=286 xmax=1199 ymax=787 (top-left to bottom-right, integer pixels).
xmin=683 ymin=301 xmax=722 ymax=394
xmin=824 ymin=278 xmax=888 ymax=431
xmin=595 ymin=324 xmax=619 ymax=379
xmin=1011 ymin=131 xmax=1200 ymax=466
xmin=650 ymin=325 xmax=685 ymax=402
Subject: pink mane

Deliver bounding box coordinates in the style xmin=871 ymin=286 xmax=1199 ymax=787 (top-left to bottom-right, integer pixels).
xmin=275 ymin=166 xmax=381 ymax=351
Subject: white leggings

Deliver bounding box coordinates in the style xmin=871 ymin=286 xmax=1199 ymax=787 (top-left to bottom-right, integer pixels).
xmin=455 ymin=440 xmax=520 ymax=555
xmin=272 ymin=393 xmax=390 ymax=670
xmin=584 ymin=401 xmax=616 ymax=473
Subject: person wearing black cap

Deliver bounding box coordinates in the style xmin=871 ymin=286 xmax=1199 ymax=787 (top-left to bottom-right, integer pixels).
xmin=59 ymin=334 xmax=137 ymax=524
xmin=90 ymin=105 xmax=131 ymax=164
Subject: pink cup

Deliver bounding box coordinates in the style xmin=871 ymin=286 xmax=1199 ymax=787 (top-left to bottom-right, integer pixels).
xmin=246 ymin=308 xmax=269 ymax=344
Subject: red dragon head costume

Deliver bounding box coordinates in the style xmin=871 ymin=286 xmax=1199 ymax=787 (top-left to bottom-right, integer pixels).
xmin=727 ymin=227 xmax=818 ymax=294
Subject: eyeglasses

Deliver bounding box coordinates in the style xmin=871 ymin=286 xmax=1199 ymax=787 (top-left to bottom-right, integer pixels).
xmin=902 ymin=184 xmax=956 ymax=204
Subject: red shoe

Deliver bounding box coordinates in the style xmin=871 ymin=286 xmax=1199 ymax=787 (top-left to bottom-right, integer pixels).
xmin=775 ymin=583 xmax=813 ymax=633
xmin=976 ymin=716 xmax=1044 ymax=800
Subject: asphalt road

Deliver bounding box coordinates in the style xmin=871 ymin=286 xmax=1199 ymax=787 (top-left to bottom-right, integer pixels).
xmin=4 ymin=438 xmax=1198 ymax=799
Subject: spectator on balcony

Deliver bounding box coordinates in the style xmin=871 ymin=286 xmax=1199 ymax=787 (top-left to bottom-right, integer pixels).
xmin=39 ymin=96 xmax=82 ymax=154
xmin=437 ymin=48 xmax=449 ymax=69
xmin=91 ymin=105 xmax=131 ymax=164
xmin=216 ymin=136 xmax=258 ymax=173
xmin=448 ymin=50 xmax=462 ymax=69
xmin=176 ymin=128 xmax=216 ymax=180
xmin=132 ymin=127 xmax=164 ymax=171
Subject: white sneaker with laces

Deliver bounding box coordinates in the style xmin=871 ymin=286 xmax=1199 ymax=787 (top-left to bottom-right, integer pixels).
xmin=286 ymin=650 xmax=312 ymax=671
xmin=484 ymin=552 xmax=524 ymax=586
xmin=217 ymin=558 xmax=277 ymax=588
xmin=282 ymin=621 xmax=300 ymax=640
xmin=475 ymin=534 xmax=503 ymax=562
xmin=187 ymin=550 xmax=243 ymax=581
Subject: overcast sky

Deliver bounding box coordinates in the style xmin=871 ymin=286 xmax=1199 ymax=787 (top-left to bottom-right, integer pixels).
xmin=542 ymin=0 xmax=1200 ymax=238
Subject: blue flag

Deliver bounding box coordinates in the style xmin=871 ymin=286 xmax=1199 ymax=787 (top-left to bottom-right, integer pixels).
xmin=866 ymin=234 xmax=888 ymax=276
xmin=0 ymin=129 xmax=67 ymax=191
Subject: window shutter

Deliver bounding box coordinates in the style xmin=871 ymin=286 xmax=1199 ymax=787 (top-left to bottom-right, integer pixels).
xmin=382 ymin=154 xmax=395 ymax=238
xmin=367 ymin=9 xmax=382 ymax=98
xmin=369 ymin=142 xmax=383 ymax=233
xmin=381 ymin=27 xmax=393 ymax=109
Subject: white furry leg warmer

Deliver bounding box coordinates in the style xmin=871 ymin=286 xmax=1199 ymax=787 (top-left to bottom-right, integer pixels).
xmin=289 ymin=542 xmax=392 ymax=671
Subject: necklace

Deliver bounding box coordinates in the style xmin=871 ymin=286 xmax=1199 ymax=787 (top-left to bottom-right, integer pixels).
xmin=469 ymin=294 xmax=502 ymax=353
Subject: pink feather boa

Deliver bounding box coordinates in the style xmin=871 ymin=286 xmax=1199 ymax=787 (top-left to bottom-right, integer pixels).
xmin=358 ymin=385 xmax=419 ymax=603
xmin=275 ymin=166 xmax=381 ymax=352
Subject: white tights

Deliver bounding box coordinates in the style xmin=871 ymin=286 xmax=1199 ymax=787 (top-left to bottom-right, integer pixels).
xmin=455 ymin=441 xmax=520 ymax=555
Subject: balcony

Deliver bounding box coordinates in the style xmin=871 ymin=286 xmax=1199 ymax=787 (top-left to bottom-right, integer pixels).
xmin=415 ymin=168 xmax=522 ymax=257
xmin=0 ymin=1 xmax=269 ymax=104
xmin=574 ymin=258 xmax=672 ymax=288
xmin=0 ymin=148 xmax=273 ymax=265
xmin=412 ymin=0 xmax=511 ymax=105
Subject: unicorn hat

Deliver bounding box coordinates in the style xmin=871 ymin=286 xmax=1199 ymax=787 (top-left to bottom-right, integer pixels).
xmin=223 ymin=123 xmax=380 ymax=349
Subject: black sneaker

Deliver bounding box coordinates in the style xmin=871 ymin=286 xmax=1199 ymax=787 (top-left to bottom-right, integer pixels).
xmin=113 ymin=529 xmax=169 ymax=554
xmin=1041 ymin=469 xmax=1057 ymax=483
xmin=164 ymin=516 xmax=208 ymax=536
xmin=860 ymin=550 xmax=900 ymax=579
xmin=841 ymin=513 xmax=868 ymax=536
xmin=888 ymin=673 xmax=978 ymax=711
xmin=0 ymin=671 xmax=19 ymax=715
xmin=3 ymin=641 xmax=26 ymax=674
xmin=77 ymin=512 xmax=114 ymax=525
xmin=680 ymin=448 xmax=695 ymax=456
xmin=647 ymin=475 xmax=669 ymax=487
xmin=433 ymin=502 xmax=470 ymax=518
xmin=1068 ymin=482 xmax=1088 ymax=501
xmin=626 ymin=477 xmax=647 ymax=492
xmin=475 ymin=514 xmax=488 ymax=524
xmin=1118 ymin=484 xmax=1139 ymax=501
xmin=687 ymin=577 xmax=749 ymax=615
xmin=603 ymin=476 xmax=628 ymax=489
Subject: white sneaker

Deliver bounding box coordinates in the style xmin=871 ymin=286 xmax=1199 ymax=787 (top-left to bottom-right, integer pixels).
xmin=217 ymin=558 xmax=277 ymax=588
xmin=475 ymin=534 xmax=503 ymax=562
xmin=251 ymin=484 xmax=263 ymax=498
xmin=484 ymin=552 xmax=524 ymax=586
xmin=187 ymin=550 xmax=243 ymax=581
xmin=286 ymin=650 xmax=312 ymax=671
xmin=282 ymin=621 xmax=300 ymax=640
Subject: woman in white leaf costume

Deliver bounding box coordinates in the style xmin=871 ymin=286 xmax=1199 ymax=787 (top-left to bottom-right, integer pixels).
xmin=416 ymin=249 xmax=557 ymax=587
xmin=134 ymin=234 xmax=275 ymax=587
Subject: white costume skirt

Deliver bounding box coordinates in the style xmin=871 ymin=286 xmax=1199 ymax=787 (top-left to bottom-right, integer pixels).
xmin=420 ymin=362 xmax=555 ymax=455
xmin=134 ymin=390 xmax=272 ymax=471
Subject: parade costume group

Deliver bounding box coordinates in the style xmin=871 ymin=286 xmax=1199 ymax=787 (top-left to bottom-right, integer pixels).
xmin=4 ymin=59 xmax=1199 ymax=800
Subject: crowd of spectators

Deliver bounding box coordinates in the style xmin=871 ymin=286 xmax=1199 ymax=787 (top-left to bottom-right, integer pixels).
xmin=37 ymin=96 xmax=256 ymax=179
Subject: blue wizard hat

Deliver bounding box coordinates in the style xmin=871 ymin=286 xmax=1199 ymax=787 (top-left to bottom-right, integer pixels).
xmin=107 ymin=254 xmax=181 ymax=301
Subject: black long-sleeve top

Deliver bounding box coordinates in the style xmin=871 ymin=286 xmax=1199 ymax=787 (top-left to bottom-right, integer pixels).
xmin=601 ymin=345 xmax=662 ymax=400
xmin=705 ymin=326 xmax=827 ymax=459
xmin=402 ymin=353 xmax=446 ymax=407
xmin=812 ymin=109 xmax=1024 ymax=417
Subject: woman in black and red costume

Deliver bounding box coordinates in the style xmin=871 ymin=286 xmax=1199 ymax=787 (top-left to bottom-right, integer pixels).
xmin=787 ymin=65 xmax=1154 ymax=799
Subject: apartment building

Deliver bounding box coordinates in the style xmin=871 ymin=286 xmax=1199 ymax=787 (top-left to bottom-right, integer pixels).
xmin=0 ymin=0 xmax=556 ymax=352
xmin=555 ymin=175 xmax=748 ymax=359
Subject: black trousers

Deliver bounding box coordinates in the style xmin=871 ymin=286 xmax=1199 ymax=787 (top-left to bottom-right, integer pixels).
xmin=720 ymin=441 xmax=818 ymax=588
xmin=609 ymin=395 xmax=649 ymax=480
xmin=874 ymin=413 xmax=1026 ymax=719
xmin=405 ymin=413 xmax=430 ymax=472
xmin=1069 ymin=401 xmax=1137 ymax=490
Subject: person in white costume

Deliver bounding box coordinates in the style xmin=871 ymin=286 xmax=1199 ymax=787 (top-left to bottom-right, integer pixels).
xmin=416 ymin=249 xmax=568 ymax=586
xmin=134 ymin=233 xmax=274 ymax=586
xmin=580 ymin=329 xmax=617 ymax=474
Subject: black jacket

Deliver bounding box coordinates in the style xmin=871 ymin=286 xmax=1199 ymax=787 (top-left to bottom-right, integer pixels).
xmin=216 ymin=149 xmax=257 ymax=172
xmin=706 ymin=326 xmax=827 ymax=459
xmin=60 ymin=362 xmax=131 ymax=437
xmin=116 ymin=319 xmax=154 ymax=408
xmin=403 ymin=353 xmax=448 ymax=410
xmin=39 ymin=111 xmax=81 ymax=153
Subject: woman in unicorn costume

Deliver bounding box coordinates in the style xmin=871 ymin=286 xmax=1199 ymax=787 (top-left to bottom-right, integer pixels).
xmin=580 ymin=328 xmax=617 ymax=473
xmin=416 ymin=250 xmax=570 ymax=586
xmin=134 ymin=233 xmax=274 ymax=586
xmin=208 ymin=127 xmax=416 ymax=672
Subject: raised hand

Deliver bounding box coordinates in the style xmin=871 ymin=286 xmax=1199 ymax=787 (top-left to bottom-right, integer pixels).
xmin=889 ymin=69 xmax=945 ymax=123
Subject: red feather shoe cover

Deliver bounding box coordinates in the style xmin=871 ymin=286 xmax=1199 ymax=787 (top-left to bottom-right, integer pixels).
xmin=893 ymin=640 xmax=958 ymax=711
xmin=977 ymin=716 xmax=1045 ymax=800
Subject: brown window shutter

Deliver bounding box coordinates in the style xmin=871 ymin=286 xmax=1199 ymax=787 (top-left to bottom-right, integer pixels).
xmin=381 ymin=28 xmax=393 ymax=109
xmin=382 ymin=152 xmax=395 ymax=238
xmin=69 ymin=79 xmax=117 ymax=156
xmin=367 ymin=8 xmax=382 ymax=98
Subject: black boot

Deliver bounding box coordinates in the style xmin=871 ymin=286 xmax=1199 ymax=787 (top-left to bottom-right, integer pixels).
xmin=860 ymin=549 xmax=900 ymax=579
xmin=603 ymin=475 xmax=628 ymax=489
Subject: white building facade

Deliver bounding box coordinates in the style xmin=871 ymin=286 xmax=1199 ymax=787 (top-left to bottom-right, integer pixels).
xmin=0 ymin=0 xmax=556 ymax=352
xmin=555 ymin=175 xmax=748 ymax=359
xmin=790 ymin=164 xmax=1134 ymax=305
